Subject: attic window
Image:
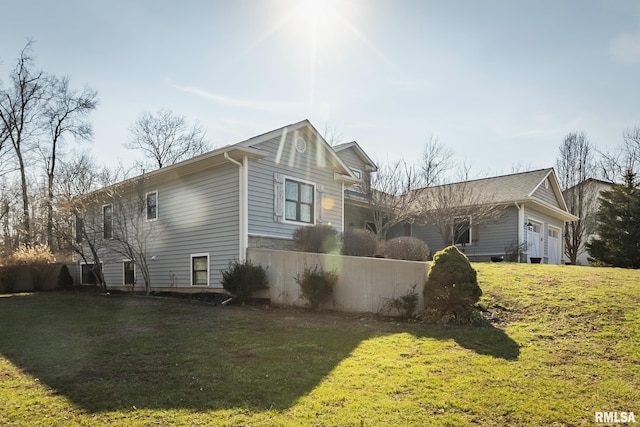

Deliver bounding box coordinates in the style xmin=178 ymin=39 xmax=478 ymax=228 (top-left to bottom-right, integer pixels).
xmin=350 ymin=168 xmax=362 ymax=180
xmin=295 ymin=137 xmax=307 ymax=153
xmin=545 ymin=179 xmax=549 ymax=189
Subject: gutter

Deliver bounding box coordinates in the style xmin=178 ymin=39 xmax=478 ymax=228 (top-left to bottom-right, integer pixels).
xmin=224 ymin=152 xmax=248 ymax=261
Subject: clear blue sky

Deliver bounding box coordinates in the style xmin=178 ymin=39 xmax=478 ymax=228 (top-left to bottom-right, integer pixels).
xmin=1 ymin=0 xmax=639 ymax=176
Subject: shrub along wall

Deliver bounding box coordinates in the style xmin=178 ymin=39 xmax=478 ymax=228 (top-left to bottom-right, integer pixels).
xmin=0 ymin=263 xmax=68 ymax=293
xmin=248 ymin=248 xmax=429 ymax=315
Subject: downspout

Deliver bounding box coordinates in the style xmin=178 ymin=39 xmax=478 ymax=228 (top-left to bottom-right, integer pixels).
xmin=224 ymin=152 xmax=248 ymax=261
xmin=341 ymin=182 xmax=345 ymax=233
xmin=515 ymin=202 xmax=524 ymax=263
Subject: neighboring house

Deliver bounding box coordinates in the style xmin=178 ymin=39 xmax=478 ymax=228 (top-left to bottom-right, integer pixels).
xmin=75 ymin=120 xmax=358 ymax=290
xmin=562 ymin=178 xmax=615 ymax=265
xmin=410 ymin=169 xmax=578 ymax=264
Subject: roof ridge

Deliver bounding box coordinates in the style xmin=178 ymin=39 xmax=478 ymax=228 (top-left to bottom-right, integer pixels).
xmin=419 ymin=167 xmax=553 ymax=190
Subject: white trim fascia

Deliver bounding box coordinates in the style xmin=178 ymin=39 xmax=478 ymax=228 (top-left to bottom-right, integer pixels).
xmin=334 ymin=172 xmax=360 ymax=184
xmin=516 ymin=198 xmax=579 ymax=221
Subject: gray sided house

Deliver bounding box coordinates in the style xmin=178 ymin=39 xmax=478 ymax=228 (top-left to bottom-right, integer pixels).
xmin=411 ymin=168 xmax=578 ymax=264
xmin=75 ymin=120 xmax=358 ymax=291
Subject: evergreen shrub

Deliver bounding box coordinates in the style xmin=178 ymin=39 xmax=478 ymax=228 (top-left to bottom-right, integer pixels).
xmin=58 ymin=265 xmax=75 ymax=289
xmin=221 ymin=259 xmax=268 ymax=303
xmin=423 ymin=245 xmax=482 ymax=323
xmin=295 ymin=265 xmax=338 ymax=310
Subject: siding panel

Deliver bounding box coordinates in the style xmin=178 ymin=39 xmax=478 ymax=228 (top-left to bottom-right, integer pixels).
xmin=412 ymin=205 xmax=519 ymax=259
xmin=94 ymin=163 xmax=240 ymax=289
xmin=532 ymin=178 xmax=561 ymax=208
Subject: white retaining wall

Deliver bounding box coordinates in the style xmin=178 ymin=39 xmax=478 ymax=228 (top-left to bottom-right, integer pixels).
xmin=247 ymin=248 xmax=429 ymax=315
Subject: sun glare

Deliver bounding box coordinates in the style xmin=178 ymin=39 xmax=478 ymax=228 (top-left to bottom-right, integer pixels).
xmin=297 ymin=0 xmax=334 ymax=29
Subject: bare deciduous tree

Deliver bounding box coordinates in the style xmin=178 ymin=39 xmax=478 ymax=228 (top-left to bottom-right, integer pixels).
xmin=0 ymin=41 xmax=47 ymax=244
xmin=41 ymin=75 xmax=98 ymax=248
xmin=53 ymin=154 xmax=107 ymax=290
xmin=421 ymin=136 xmax=454 ymax=187
xmin=126 ymin=108 xmax=210 ymax=169
xmin=110 ymin=176 xmax=158 ymax=294
xmin=599 ymin=125 xmax=640 ymax=183
xmin=321 ymin=122 xmax=344 ymax=146
xmin=361 ymin=159 xmax=425 ymax=240
xmin=415 ymin=178 xmax=505 ymax=247
xmin=556 ymin=131 xmax=598 ymax=264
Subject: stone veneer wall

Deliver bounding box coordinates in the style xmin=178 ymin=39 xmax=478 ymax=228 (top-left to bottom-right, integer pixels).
xmin=248 ymin=235 xmax=296 ymax=251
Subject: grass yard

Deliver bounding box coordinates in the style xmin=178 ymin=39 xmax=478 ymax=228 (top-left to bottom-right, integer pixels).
xmin=0 ymin=263 xmax=638 ymax=426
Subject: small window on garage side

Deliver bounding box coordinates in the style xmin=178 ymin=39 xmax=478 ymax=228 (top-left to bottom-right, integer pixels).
xmin=147 ymin=191 xmax=157 ymax=221
xmin=191 ymin=254 xmax=209 ymax=286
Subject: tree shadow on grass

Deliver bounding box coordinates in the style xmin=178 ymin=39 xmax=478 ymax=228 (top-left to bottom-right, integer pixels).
xmin=414 ymin=322 xmax=521 ymax=361
xmin=0 ymin=292 xmax=519 ymax=415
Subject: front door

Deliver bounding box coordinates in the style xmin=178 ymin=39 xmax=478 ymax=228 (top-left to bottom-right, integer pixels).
xmin=527 ymin=221 xmax=542 ymax=262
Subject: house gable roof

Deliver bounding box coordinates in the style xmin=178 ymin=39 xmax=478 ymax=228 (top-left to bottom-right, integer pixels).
xmin=416 ymin=168 xmax=577 ymax=221
xmin=84 ymin=120 xmax=361 ymax=199
xmin=234 ymin=119 xmax=359 ymax=183
xmin=333 ymin=141 xmax=378 ymax=171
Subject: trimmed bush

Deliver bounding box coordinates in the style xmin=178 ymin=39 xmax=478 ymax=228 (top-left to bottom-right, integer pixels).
xmin=221 ymin=259 xmax=268 ymax=303
xmin=293 ymin=224 xmax=340 ymax=254
xmin=6 ymin=244 xmax=56 ymax=291
xmin=423 ymin=245 xmax=482 ymax=323
xmin=380 ymin=236 xmax=429 ymax=261
xmin=295 ymin=265 xmax=338 ymax=310
xmin=58 ymin=265 xmax=75 ymax=289
xmin=342 ymin=228 xmax=378 ymax=257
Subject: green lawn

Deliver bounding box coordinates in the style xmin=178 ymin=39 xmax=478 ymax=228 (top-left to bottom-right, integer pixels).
xmin=0 ymin=263 xmax=638 ymax=426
